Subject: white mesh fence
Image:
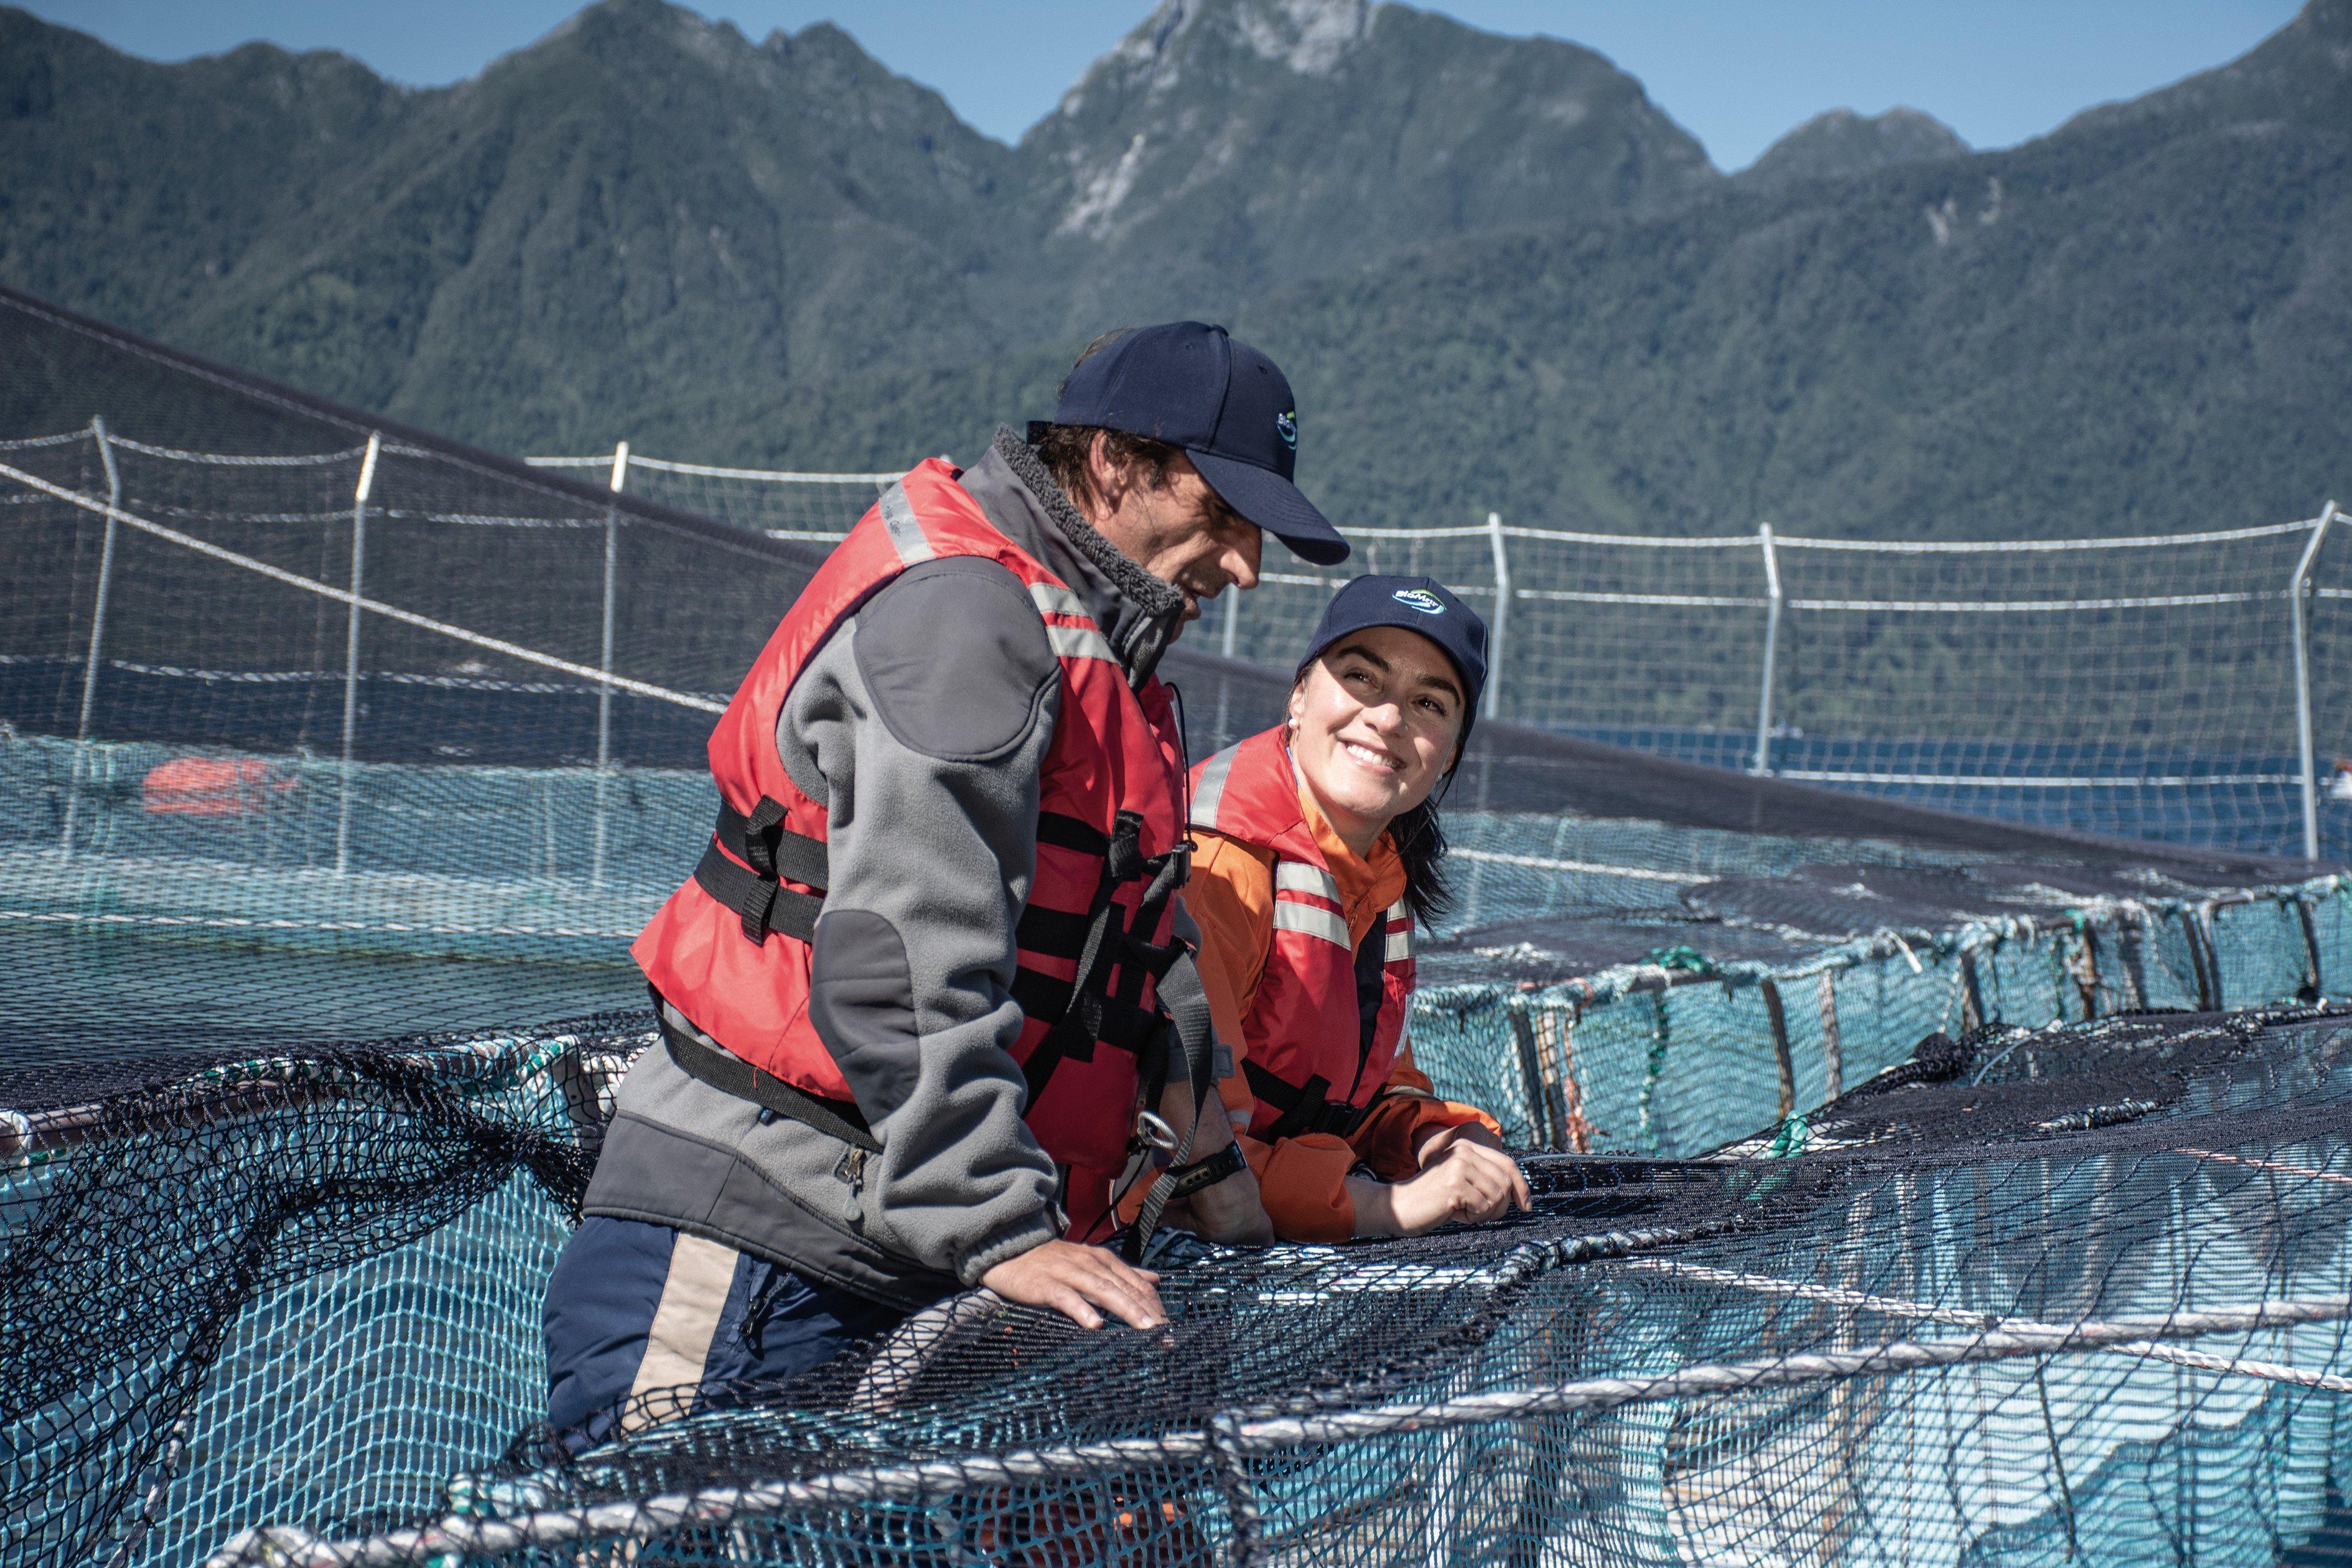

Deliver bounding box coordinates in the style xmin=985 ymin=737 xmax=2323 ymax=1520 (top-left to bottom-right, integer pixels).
xmin=529 ymin=444 xmax=2349 ymax=861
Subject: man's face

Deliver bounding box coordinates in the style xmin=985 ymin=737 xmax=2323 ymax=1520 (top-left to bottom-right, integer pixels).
xmin=1090 ymin=451 xmax=1264 ymax=623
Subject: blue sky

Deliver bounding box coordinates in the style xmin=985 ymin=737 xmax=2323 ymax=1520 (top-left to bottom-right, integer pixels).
xmin=21 ymin=1 xmax=2302 ymax=169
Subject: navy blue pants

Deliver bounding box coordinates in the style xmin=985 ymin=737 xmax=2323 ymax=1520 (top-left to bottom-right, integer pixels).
xmin=543 ymin=1217 xmax=906 ymax=1448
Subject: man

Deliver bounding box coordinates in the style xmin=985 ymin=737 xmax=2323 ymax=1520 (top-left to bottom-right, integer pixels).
xmin=544 ymin=322 xmax=1352 ymax=1444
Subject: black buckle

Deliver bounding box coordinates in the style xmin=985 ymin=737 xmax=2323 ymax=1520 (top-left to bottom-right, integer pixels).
xmin=1165 ymin=1142 xmax=1248 ymax=1201
xmin=699 ymin=797 xmax=830 ymax=945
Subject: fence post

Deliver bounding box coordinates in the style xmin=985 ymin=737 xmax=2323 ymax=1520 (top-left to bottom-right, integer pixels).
xmin=1483 ymin=511 xmax=1510 ymax=722
xmin=1752 ymin=523 xmax=1783 ymax=776
xmin=1220 ymin=585 xmax=1239 ymax=660
xmin=2292 ymin=500 xmax=2339 ymax=861
xmin=592 ymin=441 xmax=630 ymax=889
xmin=335 ymin=433 xmax=381 ymax=877
xmin=61 ymin=416 xmax=124 ymax=858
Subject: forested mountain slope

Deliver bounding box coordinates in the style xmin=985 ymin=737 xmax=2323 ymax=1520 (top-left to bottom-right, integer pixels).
xmin=2 ymin=0 xmax=2345 ymax=536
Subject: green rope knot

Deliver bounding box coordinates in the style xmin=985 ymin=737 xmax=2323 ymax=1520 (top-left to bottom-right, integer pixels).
xmin=1645 ymin=943 xmax=1717 ymax=977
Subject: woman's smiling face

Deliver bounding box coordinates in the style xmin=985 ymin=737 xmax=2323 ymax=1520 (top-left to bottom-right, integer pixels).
xmin=1287 ymin=625 xmax=1466 ymax=854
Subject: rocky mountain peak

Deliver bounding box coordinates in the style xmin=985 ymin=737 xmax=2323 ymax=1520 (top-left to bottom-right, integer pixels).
xmin=1052 ymin=0 xmax=1374 ymax=123
xmin=1018 ymin=0 xmax=1715 ymax=325
xmin=1739 ymin=106 xmax=1969 ymax=188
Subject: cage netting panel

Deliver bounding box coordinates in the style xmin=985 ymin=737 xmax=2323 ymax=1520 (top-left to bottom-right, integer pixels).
xmin=7 ymin=1007 xmax=2352 ymax=1566
xmin=9 ymin=283 xmax=2352 ymax=1565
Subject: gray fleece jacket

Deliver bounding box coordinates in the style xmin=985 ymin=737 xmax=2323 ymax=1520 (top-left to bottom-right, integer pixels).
xmin=582 ymin=429 xmax=1193 ymax=1310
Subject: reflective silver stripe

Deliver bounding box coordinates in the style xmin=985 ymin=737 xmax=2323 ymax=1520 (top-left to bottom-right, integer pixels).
xmin=1192 ymin=744 xmax=1242 ymax=829
xmin=1027 ymin=582 xmax=1090 ymax=621
xmin=879 ymin=482 xmax=931 ymax=567
xmin=1272 ymin=900 xmax=1351 ymax=948
xmin=1274 ymin=862 xmax=1342 ymax=904
xmin=623 ymin=1232 xmax=740 ymax=1432
xmin=1045 ymin=622 xmax=1118 ymax=663
xmin=1385 ymin=898 xmax=1413 ymax=961
xmin=1028 ymin=582 xmax=1117 ymax=663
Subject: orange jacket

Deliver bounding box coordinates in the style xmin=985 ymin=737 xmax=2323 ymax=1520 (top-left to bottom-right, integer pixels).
xmin=1187 ymin=775 xmax=1498 ymax=1243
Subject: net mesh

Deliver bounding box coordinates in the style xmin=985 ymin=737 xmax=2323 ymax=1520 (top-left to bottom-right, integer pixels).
xmin=526 ymin=454 xmax=2350 ymax=861
xmin=6 ymin=282 xmax=2352 ymax=1566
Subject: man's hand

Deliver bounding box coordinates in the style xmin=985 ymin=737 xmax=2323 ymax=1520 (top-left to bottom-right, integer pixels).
xmin=1349 ymin=1137 xmax=1532 ymax=1238
xmin=979 ymin=1240 xmax=1166 ymax=1330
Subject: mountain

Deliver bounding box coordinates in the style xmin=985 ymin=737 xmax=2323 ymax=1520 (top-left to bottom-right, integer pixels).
xmin=1239 ymin=0 xmax=2352 ymax=537
xmin=1015 ymin=0 xmax=1716 ymax=328
xmin=1738 ymin=108 xmax=1968 ymax=189
xmin=2 ymin=0 xmax=1032 ymax=450
xmin=2 ymin=0 xmax=2348 ymax=538
xmin=1 ymin=0 xmax=1708 ymax=454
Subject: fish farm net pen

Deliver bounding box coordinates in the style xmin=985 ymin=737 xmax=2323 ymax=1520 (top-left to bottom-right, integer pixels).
xmin=9 ymin=279 xmax=2352 ymax=1564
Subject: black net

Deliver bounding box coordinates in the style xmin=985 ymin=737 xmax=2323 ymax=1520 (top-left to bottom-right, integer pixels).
xmin=7 ymin=283 xmax=2352 ymax=1566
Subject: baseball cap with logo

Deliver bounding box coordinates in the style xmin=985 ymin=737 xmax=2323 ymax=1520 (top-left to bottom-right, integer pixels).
xmin=1043 ymin=322 xmax=1350 ymax=566
xmin=1295 ymin=574 xmax=1488 ymax=761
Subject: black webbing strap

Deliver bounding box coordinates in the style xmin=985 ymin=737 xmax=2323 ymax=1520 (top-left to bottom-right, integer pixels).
xmin=1245 ymin=1058 xmax=1365 ymax=1141
xmin=1034 ymin=810 xmax=1110 ymax=856
xmin=694 ymin=797 xmax=829 ymax=945
xmin=1009 ymin=972 xmax=1168 ymax=1058
xmin=656 ymin=1000 xmax=879 ymax=1152
xmin=1020 ymin=811 xmax=1190 ymax=1107
xmin=1164 ymin=1141 xmax=1248 ymax=1202
xmin=1124 ymin=941 xmax=1223 ymax=1262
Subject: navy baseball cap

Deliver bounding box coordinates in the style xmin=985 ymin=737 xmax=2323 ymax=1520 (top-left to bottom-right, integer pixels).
xmin=1048 ymin=322 xmax=1350 ymax=566
xmin=1296 ymin=575 xmax=1488 ymax=760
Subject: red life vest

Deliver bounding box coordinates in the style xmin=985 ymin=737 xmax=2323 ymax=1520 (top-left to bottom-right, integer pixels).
xmin=632 ymin=460 xmax=1192 ymax=1236
xmin=1187 ymin=728 xmax=1415 ymax=1142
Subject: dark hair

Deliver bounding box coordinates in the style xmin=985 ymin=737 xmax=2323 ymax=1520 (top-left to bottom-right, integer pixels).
xmin=1034 ymin=425 xmax=1182 ymax=513
xmin=1391 ymin=795 xmax=1454 ymax=929
xmin=1033 ymin=328 xmax=1184 ymax=512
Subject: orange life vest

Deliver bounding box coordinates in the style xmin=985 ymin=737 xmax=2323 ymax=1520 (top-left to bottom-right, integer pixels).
xmin=1187 ymin=728 xmax=1414 ymax=1141
xmin=632 ymin=460 xmax=1192 ymax=1235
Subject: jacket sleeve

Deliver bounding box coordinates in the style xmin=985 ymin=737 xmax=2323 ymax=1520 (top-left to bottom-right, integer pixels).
xmin=775 ymin=555 xmax=1065 ymax=1286
xmin=1346 ymin=1032 xmax=1505 ymax=1180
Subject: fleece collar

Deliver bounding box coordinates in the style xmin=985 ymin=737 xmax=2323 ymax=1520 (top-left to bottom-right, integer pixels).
xmin=958 ymin=426 xmax=1188 ymax=690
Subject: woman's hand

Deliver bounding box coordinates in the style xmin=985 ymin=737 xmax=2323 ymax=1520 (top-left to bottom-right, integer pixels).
xmin=1348 ymin=1137 xmax=1532 ymax=1238
xmin=1415 ymin=1119 xmax=1507 ymax=1162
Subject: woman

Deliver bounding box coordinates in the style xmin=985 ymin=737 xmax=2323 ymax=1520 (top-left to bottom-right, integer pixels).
xmin=1184 ymin=574 xmax=1532 ymax=1243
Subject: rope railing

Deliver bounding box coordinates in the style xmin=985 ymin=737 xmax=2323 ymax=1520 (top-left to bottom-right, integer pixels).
xmin=205 ymin=1290 xmax=2352 ymax=1566
xmin=0 ymin=457 xmax=726 ymax=717
xmin=10 ymin=424 xmax=2345 ymax=857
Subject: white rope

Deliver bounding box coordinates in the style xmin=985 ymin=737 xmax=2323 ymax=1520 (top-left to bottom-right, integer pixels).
xmin=52 ymin=655 xmax=727 ymax=701
xmin=2175 ymin=1148 xmax=2352 ymax=1187
xmin=1785 ymin=590 xmax=2277 ymax=613
xmin=1449 ymin=847 xmax=1713 ymax=885
xmin=1503 ymin=525 xmax=1760 ymax=549
xmin=1625 ymin=1259 xmax=2352 ymax=1392
xmin=0 ymin=428 xmax=92 ymax=450
xmin=1774 ymin=769 xmax=2303 ymax=788
xmin=210 ymin=1292 xmax=2352 ymax=1565
xmin=101 ymin=434 xmax=371 ymax=467
xmin=1514 ymin=587 xmax=1770 ymax=609
xmin=0 ymin=459 xmax=727 ymax=715
xmin=526 ymin=454 xmax=897 ymax=484
xmin=1776 ymin=516 xmax=2319 ymax=553
xmin=0 ymin=909 xmax=642 ymax=941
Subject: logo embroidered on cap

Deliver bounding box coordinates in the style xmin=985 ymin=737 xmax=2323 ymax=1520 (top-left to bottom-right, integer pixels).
xmin=1276 ymin=410 xmax=1298 ymax=449
xmin=1391 ymin=589 xmax=1445 ymax=615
